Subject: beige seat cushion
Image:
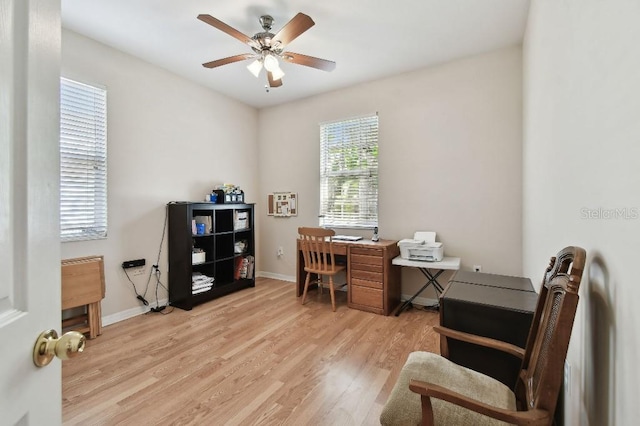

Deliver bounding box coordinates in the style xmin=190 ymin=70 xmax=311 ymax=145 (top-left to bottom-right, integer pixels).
xmin=380 ymin=351 xmax=517 ymax=426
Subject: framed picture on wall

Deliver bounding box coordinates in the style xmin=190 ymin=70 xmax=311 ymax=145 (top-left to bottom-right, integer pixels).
xmin=267 ymin=192 xmax=297 ymax=217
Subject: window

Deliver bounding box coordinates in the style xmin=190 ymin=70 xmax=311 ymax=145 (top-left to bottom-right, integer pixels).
xmin=60 ymin=78 xmax=107 ymax=241
xmin=319 ymin=114 xmax=379 ymax=228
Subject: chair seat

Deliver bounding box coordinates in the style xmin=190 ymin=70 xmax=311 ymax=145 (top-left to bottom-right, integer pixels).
xmin=380 ymin=352 xmax=516 ymax=426
xmin=304 ymin=264 xmax=345 ymax=275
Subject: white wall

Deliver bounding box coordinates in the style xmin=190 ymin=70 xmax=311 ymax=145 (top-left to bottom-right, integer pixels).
xmin=257 ymin=47 xmax=523 ymax=298
xmin=523 ymin=1 xmax=640 ymax=424
xmin=61 ymin=29 xmax=259 ymax=320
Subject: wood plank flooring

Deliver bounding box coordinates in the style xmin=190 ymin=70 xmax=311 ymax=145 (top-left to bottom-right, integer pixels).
xmin=62 ymin=278 xmax=439 ymax=425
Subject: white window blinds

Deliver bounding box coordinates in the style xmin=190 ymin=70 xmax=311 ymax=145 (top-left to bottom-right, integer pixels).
xmin=319 ymin=114 xmax=379 ymax=228
xmin=60 ymin=78 xmax=108 ymax=241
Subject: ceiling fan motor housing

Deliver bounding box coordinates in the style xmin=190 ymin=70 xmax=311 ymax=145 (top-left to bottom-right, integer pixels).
xmin=259 ymin=15 xmax=273 ymax=31
xmin=251 ymin=15 xmax=282 ymax=54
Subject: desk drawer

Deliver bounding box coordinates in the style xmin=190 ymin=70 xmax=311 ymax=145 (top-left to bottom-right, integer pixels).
xmin=350 ymin=261 xmax=383 ymax=273
xmin=351 ymin=269 xmax=383 ymax=284
xmin=350 ymin=253 xmax=383 ymax=267
xmin=351 ymin=277 xmax=383 ymax=290
xmin=351 ymin=285 xmax=383 ymax=309
xmin=351 ymin=247 xmax=383 ymax=257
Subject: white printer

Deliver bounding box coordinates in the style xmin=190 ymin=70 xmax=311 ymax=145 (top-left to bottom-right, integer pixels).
xmin=398 ymin=231 xmax=444 ymax=262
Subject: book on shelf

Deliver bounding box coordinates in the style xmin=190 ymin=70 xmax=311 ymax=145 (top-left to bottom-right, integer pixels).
xmin=246 ymin=255 xmax=255 ymax=279
xmin=192 ymin=286 xmax=212 ymax=295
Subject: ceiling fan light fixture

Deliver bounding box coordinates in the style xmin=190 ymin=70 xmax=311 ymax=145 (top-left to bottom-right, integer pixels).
xmin=247 ymin=59 xmax=263 ymax=77
xmin=263 ymin=54 xmax=279 ymax=72
xmin=271 ymin=66 xmax=285 ymax=81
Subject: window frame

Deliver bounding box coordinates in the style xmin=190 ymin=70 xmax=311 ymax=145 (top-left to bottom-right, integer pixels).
xmin=59 ymin=77 xmax=108 ymax=242
xmin=319 ymin=113 xmax=379 ymax=229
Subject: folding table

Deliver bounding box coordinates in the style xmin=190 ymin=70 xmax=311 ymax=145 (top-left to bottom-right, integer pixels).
xmin=391 ymin=256 xmax=460 ymax=316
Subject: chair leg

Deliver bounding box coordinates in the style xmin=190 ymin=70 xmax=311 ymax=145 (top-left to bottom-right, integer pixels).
xmin=329 ymin=276 xmax=336 ymax=312
xmin=301 ymin=272 xmax=311 ymax=306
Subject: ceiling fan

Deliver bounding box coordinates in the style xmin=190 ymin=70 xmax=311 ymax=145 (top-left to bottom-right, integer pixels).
xmin=197 ymin=12 xmax=336 ymax=89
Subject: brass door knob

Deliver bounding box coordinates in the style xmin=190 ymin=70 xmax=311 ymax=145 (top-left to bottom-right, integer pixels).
xmin=33 ymin=329 xmax=86 ymax=367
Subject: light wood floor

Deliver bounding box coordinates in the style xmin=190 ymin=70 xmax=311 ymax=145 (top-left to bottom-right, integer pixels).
xmin=62 ymin=278 xmax=439 ymax=425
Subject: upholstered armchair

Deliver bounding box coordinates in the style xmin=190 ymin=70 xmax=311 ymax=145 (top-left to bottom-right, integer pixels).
xmin=380 ymin=246 xmax=586 ymax=426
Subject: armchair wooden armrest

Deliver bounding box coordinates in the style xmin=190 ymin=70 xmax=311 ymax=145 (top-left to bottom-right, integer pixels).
xmin=408 ymin=379 xmax=550 ymax=426
xmin=434 ymin=325 xmax=525 ymax=360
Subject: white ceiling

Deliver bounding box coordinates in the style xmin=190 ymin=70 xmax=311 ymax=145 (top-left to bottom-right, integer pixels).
xmin=61 ymin=0 xmax=530 ymax=109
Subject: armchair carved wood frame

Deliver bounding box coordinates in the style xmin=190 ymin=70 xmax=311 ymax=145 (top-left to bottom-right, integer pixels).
xmin=380 ymin=246 xmax=586 ymax=426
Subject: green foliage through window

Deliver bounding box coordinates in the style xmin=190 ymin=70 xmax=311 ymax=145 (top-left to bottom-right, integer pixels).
xmin=320 ymin=114 xmax=378 ymax=228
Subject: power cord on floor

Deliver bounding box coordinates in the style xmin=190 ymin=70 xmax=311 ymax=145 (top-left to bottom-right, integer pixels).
xmin=148 ymin=264 xmax=173 ymax=314
xmin=123 ymin=267 xmax=150 ymax=306
xmin=147 ymin=206 xmax=172 ymax=315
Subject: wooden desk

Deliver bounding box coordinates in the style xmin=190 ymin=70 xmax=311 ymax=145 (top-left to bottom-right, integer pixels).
xmin=296 ymin=239 xmax=400 ymax=315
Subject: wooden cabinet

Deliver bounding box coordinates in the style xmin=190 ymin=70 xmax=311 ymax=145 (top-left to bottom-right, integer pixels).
xmin=61 ymin=256 xmax=105 ymax=339
xmin=347 ymin=241 xmax=400 ymax=315
xmin=168 ymin=202 xmax=255 ymax=310
xmin=440 ymin=277 xmax=537 ymax=387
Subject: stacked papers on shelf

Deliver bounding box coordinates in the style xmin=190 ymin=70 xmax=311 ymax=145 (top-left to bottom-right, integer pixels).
xmin=192 ymin=272 xmax=214 ymax=294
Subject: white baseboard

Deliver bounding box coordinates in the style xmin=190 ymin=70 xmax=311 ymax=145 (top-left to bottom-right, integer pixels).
xmin=257 ymin=271 xmax=296 ymax=282
xmin=102 ymin=298 xmax=168 ymax=327
xmin=400 ymin=294 xmax=439 ymax=308
xmin=101 ymin=274 xmax=297 ymax=328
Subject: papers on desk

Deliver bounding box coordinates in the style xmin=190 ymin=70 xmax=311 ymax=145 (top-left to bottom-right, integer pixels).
xmin=333 ymin=235 xmax=363 ymax=241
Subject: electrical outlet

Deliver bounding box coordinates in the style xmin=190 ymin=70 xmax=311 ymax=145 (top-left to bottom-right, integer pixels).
xmin=277 ymin=246 xmax=284 ymax=257
xmin=473 ymin=265 xmax=482 ymax=272
xmin=131 ymin=266 xmax=145 ymax=276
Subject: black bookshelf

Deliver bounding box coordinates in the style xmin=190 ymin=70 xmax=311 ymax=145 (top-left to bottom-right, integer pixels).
xmin=167 ymin=202 xmax=255 ymax=310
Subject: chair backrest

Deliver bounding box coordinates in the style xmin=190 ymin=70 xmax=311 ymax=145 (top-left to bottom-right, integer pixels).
xmin=298 ymin=227 xmax=339 ymax=274
xmin=514 ymin=246 xmax=586 ymax=415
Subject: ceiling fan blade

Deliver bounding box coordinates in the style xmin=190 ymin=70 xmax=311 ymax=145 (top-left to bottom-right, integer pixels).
xmin=267 ymin=72 xmax=283 ymax=88
xmin=202 ymin=53 xmax=255 ymax=69
xmin=282 ymin=52 xmax=336 ymax=72
xmin=197 ymin=14 xmax=259 ymax=49
xmin=272 ymin=13 xmax=314 ymax=47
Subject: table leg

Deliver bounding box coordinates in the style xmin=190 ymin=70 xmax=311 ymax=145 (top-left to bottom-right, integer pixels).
xmin=395 ymin=269 xmax=445 ymax=316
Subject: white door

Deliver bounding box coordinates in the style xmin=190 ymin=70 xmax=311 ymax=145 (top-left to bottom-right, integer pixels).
xmin=0 ymin=0 xmax=63 ymax=424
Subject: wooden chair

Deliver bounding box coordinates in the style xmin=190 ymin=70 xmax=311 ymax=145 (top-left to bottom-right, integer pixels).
xmin=380 ymin=246 xmax=586 ymax=426
xmin=298 ymin=227 xmax=346 ymax=312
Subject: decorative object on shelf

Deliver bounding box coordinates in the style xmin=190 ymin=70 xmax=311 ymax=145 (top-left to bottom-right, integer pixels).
xmin=194 ymin=215 xmax=212 ymax=233
xmin=234 ymin=210 xmax=249 ymax=230
xmin=267 ymin=192 xmax=297 ymax=217
xmin=212 ymin=184 xmax=245 ymax=204
xmin=192 ymin=250 xmax=206 ymax=265
xmin=234 ymin=240 xmax=247 ymax=254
